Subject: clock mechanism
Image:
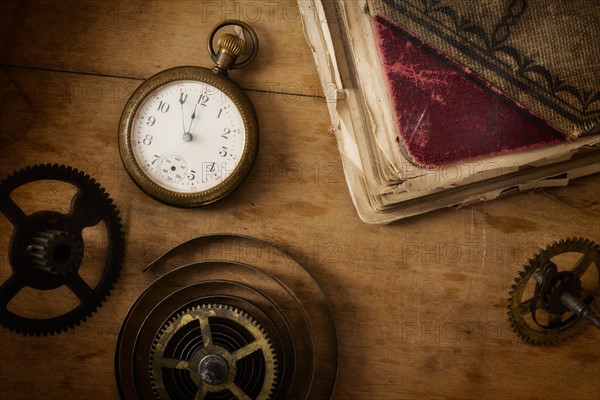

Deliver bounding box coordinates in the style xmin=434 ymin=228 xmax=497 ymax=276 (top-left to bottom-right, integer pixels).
xmin=115 ymin=234 xmax=339 ymax=399
xmin=508 ymin=237 xmax=600 ymax=345
xmin=0 ymin=164 xmax=124 ymax=335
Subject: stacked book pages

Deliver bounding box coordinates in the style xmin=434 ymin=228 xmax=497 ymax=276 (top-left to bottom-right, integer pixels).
xmin=299 ymin=0 xmax=600 ymax=223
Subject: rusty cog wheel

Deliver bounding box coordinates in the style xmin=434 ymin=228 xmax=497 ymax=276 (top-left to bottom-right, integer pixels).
xmin=0 ymin=164 xmax=124 ymax=335
xmin=149 ymin=304 xmax=278 ymax=400
xmin=507 ymin=237 xmax=600 ymax=345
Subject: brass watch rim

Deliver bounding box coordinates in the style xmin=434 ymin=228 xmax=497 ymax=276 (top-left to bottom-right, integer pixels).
xmin=118 ymin=65 xmax=258 ymax=207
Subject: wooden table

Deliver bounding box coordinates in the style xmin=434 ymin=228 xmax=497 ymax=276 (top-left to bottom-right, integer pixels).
xmin=1 ymin=1 xmax=599 ymax=399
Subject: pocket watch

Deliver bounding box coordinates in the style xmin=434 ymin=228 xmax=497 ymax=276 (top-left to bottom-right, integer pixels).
xmin=118 ymin=20 xmax=259 ymax=207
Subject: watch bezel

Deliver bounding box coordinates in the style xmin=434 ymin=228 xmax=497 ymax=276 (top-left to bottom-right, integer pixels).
xmin=118 ymin=66 xmax=258 ymax=207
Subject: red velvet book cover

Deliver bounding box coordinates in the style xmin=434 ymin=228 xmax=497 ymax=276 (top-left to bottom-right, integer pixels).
xmin=373 ymin=15 xmax=565 ymax=168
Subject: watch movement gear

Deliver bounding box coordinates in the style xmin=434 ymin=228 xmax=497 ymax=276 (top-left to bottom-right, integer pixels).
xmin=150 ymin=304 xmax=278 ymax=400
xmin=508 ymin=237 xmax=600 ymax=345
xmin=0 ymin=164 xmax=124 ymax=335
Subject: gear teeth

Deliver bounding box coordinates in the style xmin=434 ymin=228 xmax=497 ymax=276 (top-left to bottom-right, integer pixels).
xmin=0 ymin=164 xmax=124 ymax=336
xmin=149 ymin=303 xmax=278 ymax=399
xmin=507 ymin=236 xmax=600 ymax=346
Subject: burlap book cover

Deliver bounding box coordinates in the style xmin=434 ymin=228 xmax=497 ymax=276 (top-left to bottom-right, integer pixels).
xmin=369 ymin=0 xmax=600 ymax=140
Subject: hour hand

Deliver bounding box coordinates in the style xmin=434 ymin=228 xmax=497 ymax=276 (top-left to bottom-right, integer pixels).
xmin=183 ymin=95 xmax=202 ymax=142
xmin=184 ymin=109 xmax=196 ymax=142
xmin=182 ymin=114 xmax=194 ymax=142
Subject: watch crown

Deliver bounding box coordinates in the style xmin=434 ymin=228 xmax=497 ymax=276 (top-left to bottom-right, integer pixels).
xmin=212 ymin=33 xmax=246 ymax=75
xmin=218 ymin=33 xmax=246 ymax=58
xmin=208 ymin=21 xmax=258 ymax=75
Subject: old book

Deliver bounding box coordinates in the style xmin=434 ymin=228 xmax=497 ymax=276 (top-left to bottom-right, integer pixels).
xmin=299 ymin=0 xmax=600 ymax=223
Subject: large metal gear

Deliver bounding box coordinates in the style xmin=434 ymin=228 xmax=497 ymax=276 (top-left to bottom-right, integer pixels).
xmin=150 ymin=304 xmax=278 ymax=400
xmin=508 ymin=237 xmax=600 ymax=345
xmin=0 ymin=164 xmax=124 ymax=335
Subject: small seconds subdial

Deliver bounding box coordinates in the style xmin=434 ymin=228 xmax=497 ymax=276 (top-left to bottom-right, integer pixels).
xmin=131 ymin=80 xmax=245 ymax=193
xmin=157 ymin=154 xmax=188 ymax=184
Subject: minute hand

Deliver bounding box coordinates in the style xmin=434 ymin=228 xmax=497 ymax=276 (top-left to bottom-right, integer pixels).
xmin=179 ymin=94 xmax=188 ymax=141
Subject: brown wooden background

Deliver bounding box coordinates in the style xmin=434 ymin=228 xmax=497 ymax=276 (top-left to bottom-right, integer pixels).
xmin=1 ymin=1 xmax=599 ymax=399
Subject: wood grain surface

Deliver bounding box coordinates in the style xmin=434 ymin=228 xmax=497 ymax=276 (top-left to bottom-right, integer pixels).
xmin=1 ymin=1 xmax=599 ymax=399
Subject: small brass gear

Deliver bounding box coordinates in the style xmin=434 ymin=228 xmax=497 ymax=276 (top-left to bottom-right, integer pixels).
xmin=149 ymin=304 xmax=278 ymax=400
xmin=508 ymin=237 xmax=600 ymax=345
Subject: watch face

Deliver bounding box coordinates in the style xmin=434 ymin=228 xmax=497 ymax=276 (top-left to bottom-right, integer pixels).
xmin=119 ymin=66 xmax=258 ymax=207
xmin=130 ymin=80 xmax=246 ymax=193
